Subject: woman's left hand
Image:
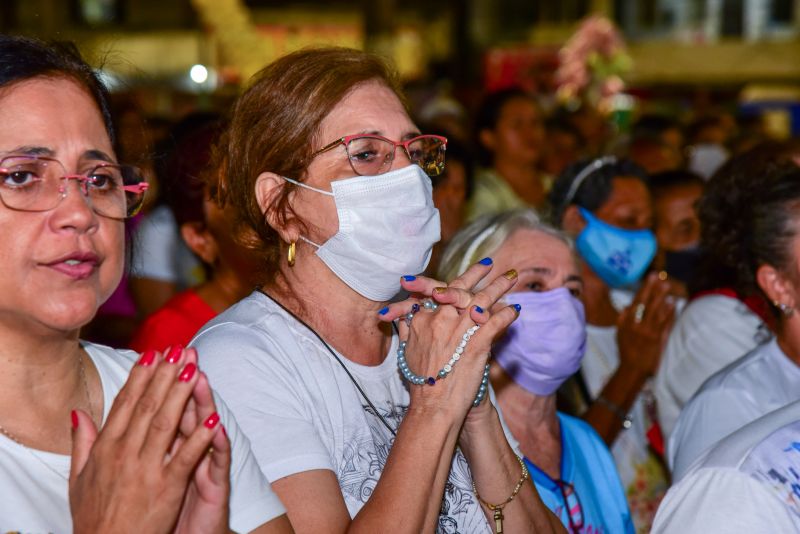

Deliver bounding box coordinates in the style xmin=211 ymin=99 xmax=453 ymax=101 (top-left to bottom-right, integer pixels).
xmin=70 ymin=347 xmax=231 ymax=534
xmin=173 ymin=368 xmax=232 ymax=534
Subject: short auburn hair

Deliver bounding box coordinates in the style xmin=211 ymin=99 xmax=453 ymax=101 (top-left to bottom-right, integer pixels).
xmin=217 ymin=47 xmax=404 ymax=281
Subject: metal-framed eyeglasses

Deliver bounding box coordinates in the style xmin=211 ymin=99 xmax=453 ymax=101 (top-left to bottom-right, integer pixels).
xmin=0 ymin=155 xmax=149 ymax=219
xmin=312 ymin=134 xmax=448 ymax=178
xmin=556 ymin=480 xmax=584 ymax=534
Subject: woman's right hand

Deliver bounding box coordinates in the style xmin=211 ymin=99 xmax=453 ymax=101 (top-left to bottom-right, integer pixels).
xmin=617 ymin=273 xmax=676 ymax=377
xmin=396 ymin=265 xmax=521 ymax=420
xmin=69 ymin=347 xmax=228 ymax=534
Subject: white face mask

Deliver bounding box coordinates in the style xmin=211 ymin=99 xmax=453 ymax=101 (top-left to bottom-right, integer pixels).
xmin=283 ymin=164 xmax=441 ymax=301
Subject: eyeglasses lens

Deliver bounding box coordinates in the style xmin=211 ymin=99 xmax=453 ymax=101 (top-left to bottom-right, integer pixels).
xmin=0 ymin=156 xmax=146 ymax=218
xmin=345 ymin=136 xmax=394 ymax=176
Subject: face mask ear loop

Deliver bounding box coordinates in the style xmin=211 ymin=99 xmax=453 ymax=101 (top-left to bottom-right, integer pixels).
xmin=298 ymin=235 xmax=322 ymax=248
xmin=458 ymin=223 xmax=498 ymax=276
xmin=281 ymin=175 xmax=334 ymax=196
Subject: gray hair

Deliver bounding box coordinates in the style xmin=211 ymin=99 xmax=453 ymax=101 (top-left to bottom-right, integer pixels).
xmin=437 ymin=208 xmax=575 ymax=283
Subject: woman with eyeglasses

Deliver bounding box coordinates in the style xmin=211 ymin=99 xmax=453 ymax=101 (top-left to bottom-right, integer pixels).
xmin=549 ymin=157 xmax=675 ymax=531
xmin=191 ymin=48 xmax=563 ymax=533
xmin=438 ymin=209 xmax=634 ymax=533
xmin=0 ymin=35 xmax=290 ymax=532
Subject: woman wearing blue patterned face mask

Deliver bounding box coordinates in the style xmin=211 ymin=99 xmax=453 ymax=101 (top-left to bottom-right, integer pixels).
xmin=549 ymin=157 xmax=675 ymax=532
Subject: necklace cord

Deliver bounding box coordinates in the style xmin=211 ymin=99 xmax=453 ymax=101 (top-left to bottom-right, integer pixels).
xmin=0 ymin=349 xmax=95 ymax=481
xmin=257 ymin=288 xmax=397 ymax=437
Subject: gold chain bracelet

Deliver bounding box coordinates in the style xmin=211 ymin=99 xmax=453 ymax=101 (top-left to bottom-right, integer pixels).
xmin=471 ymin=455 xmax=530 ymax=534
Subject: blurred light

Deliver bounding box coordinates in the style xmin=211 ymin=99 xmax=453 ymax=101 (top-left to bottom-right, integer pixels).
xmin=190 ymin=64 xmax=209 ymax=84
xmin=611 ymin=93 xmax=636 ymax=111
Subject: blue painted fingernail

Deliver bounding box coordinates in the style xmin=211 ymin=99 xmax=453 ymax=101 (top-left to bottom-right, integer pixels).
xmin=513 ymin=304 xmax=522 ymax=313
xmin=403 ymin=275 xmax=416 ymax=282
xmin=475 ymin=306 xmax=484 ymax=313
xmin=378 ymin=306 xmax=389 ymax=315
xmin=479 ymin=257 xmax=493 ymax=265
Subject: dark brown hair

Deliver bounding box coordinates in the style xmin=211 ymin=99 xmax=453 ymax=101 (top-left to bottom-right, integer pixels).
xmin=217 ymin=47 xmax=403 ymax=281
xmin=0 ymin=35 xmax=114 ymax=144
xmin=691 ymin=140 xmax=800 ymax=317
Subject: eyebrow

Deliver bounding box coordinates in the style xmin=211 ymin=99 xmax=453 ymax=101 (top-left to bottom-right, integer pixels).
xmin=4 ymin=146 xmax=115 ymax=164
xmin=83 ymin=149 xmax=115 ymax=164
xmin=358 ymin=129 xmax=422 ymax=141
xmin=529 ymin=266 xmax=553 ymax=276
xmin=7 ymin=145 xmax=55 ymax=157
xmin=524 ymin=266 xmax=583 ymax=285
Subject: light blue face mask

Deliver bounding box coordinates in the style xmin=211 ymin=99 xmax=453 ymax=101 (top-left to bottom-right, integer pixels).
xmin=576 ymin=207 xmax=657 ymax=288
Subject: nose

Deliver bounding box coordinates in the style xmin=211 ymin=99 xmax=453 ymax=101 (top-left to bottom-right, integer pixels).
xmin=48 ymin=177 xmax=99 ymax=233
xmin=393 ymin=145 xmax=414 ymax=170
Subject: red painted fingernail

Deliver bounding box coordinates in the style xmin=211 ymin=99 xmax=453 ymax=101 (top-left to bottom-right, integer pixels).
xmin=221 ymin=425 xmax=228 ymax=439
xmin=204 ymin=412 xmax=220 ymax=429
xmin=71 ymin=410 xmax=79 ymax=429
xmin=165 ymin=345 xmax=183 ymax=364
xmin=138 ymin=350 xmax=156 ymax=366
xmin=178 ymin=363 xmax=197 ymax=382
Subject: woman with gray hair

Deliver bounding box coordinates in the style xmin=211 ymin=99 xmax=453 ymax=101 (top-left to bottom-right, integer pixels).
xmin=439 ymin=209 xmax=634 ymax=533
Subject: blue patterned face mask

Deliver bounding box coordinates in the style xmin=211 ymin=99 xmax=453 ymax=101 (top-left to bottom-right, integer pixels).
xmin=576 ymin=207 xmax=657 ymax=288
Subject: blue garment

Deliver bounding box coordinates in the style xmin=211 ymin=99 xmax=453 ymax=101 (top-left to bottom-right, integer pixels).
xmin=525 ymin=413 xmax=634 ymax=534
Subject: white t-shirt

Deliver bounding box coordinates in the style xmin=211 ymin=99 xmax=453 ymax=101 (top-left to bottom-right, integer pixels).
xmin=582 ymin=325 xmax=669 ymax=532
xmin=654 ymin=295 xmax=769 ymax=440
xmin=191 ymin=291 xmax=499 ymax=533
xmin=652 ymin=399 xmax=800 ymax=533
xmin=668 ymin=338 xmax=800 ymax=481
xmin=130 ymin=204 xmax=204 ymax=287
xmin=0 ymin=342 xmax=285 ymax=534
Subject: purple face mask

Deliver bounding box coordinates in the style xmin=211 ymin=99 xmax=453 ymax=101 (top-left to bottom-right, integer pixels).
xmin=494 ymin=288 xmax=587 ymax=396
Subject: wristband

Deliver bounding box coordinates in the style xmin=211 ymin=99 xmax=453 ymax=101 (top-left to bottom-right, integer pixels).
xmin=596 ymin=395 xmax=633 ymax=429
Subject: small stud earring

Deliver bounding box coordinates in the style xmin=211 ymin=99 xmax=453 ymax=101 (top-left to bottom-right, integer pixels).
xmin=287 ymin=241 xmax=296 ymax=267
xmin=774 ymin=300 xmax=795 ymax=317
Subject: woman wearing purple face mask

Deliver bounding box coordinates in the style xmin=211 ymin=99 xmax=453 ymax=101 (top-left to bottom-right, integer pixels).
xmin=439 ymin=209 xmax=634 ymax=534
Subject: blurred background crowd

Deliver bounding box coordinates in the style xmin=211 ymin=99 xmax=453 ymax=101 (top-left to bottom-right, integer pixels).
xmin=6 ymin=0 xmax=792 ymax=346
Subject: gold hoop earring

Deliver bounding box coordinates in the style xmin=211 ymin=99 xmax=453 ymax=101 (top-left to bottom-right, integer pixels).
xmin=287 ymin=241 xmax=296 ymax=267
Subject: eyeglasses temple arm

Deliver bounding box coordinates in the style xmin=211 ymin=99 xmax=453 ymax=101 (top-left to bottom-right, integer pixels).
xmin=123 ymin=182 xmax=150 ymax=194
xmin=311 ymin=137 xmax=346 ymax=157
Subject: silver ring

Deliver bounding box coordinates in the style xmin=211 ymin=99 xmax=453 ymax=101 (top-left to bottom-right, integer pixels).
xmin=633 ymin=303 xmax=646 ymax=324
xmin=405 ymin=303 xmax=421 ymax=327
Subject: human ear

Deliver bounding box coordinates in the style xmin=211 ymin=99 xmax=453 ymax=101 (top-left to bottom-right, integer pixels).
xmin=479 ymin=129 xmax=496 ymax=152
xmin=180 ymin=222 xmax=218 ymax=265
xmin=757 ymin=263 xmax=796 ymax=312
xmin=562 ymin=204 xmax=587 ymax=236
xmin=254 ymin=171 xmax=303 ymax=244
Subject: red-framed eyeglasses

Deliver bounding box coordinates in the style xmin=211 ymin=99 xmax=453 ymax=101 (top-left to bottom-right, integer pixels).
xmin=312 ymin=134 xmax=447 ymax=178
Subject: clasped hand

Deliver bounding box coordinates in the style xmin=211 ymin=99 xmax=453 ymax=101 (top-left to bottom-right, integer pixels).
xmin=380 ymin=260 xmax=521 ymax=420
xmin=70 ymin=347 xmax=231 ymax=534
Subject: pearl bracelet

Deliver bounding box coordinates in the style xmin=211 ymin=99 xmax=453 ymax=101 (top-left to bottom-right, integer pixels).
xmin=398 ymin=315 xmax=490 ymax=406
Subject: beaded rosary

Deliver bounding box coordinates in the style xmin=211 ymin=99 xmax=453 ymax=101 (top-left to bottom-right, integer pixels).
xmin=397 ymin=300 xmax=490 ymax=407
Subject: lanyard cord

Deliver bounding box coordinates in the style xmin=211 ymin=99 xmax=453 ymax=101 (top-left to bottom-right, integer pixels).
xmin=257 ymin=288 xmax=398 ymax=437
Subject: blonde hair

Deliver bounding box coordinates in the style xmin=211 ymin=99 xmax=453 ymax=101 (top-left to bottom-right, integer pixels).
xmin=437 ymin=209 xmax=574 ymax=283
